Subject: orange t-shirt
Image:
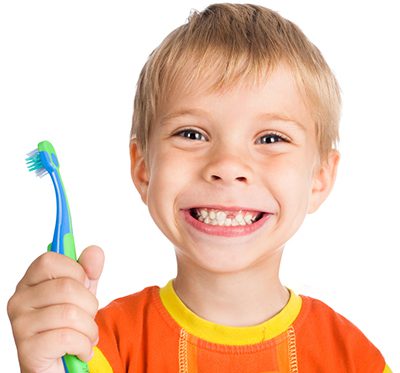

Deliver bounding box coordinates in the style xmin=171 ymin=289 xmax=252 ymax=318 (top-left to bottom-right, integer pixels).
xmin=88 ymin=281 xmax=390 ymax=372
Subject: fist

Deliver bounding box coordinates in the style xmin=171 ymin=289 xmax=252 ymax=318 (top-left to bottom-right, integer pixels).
xmin=7 ymin=245 xmax=104 ymax=373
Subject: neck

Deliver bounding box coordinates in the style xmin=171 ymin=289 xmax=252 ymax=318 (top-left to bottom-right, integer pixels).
xmin=173 ymin=252 xmax=289 ymax=327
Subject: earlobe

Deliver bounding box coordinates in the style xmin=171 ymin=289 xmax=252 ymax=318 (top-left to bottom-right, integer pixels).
xmin=130 ymin=141 xmax=149 ymax=204
xmin=308 ymin=150 xmax=340 ymax=214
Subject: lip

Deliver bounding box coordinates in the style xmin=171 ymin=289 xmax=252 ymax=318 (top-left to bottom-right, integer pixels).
xmin=181 ymin=209 xmax=272 ymax=237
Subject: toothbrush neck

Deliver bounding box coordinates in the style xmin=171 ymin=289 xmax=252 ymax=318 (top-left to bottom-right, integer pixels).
xmin=50 ymin=170 xmax=73 ymax=254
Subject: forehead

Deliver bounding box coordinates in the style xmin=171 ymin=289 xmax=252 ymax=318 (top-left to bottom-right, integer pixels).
xmin=158 ymin=63 xmax=314 ymax=132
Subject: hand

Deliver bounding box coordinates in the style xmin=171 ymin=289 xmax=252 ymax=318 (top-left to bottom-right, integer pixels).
xmin=7 ymin=245 xmax=104 ymax=373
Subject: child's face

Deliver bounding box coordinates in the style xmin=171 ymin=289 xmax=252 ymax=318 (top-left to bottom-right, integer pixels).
xmin=131 ymin=63 xmax=339 ymax=274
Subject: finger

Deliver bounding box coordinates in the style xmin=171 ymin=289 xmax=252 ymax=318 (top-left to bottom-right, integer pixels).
xmin=12 ymin=303 xmax=98 ymax=345
xmin=23 ymin=277 xmax=99 ymax=316
xmin=18 ymin=252 xmax=89 ymax=289
xmin=78 ymin=245 xmax=105 ymax=296
xmin=20 ymin=328 xmax=94 ymax=365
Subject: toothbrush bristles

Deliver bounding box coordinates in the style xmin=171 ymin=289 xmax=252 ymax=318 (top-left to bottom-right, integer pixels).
xmin=26 ymin=149 xmax=48 ymax=177
xmin=35 ymin=168 xmax=48 ymax=178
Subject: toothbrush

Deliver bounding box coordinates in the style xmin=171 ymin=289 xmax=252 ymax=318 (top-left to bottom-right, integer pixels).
xmin=26 ymin=140 xmax=89 ymax=373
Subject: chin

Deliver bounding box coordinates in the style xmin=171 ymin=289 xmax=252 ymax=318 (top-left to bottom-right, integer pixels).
xmin=180 ymin=246 xmax=265 ymax=275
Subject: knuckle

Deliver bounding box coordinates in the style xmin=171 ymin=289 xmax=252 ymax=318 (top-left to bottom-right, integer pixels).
xmin=58 ymin=329 xmax=92 ymax=360
xmin=58 ymin=328 xmax=74 ymax=346
xmin=80 ymin=348 xmax=94 ymax=363
xmin=6 ymin=294 xmax=17 ymax=319
xmin=61 ymin=304 xmax=79 ymax=323
xmin=7 ymin=291 xmax=25 ymax=322
xmin=57 ymin=278 xmax=76 ymax=295
xmin=78 ymin=270 xmax=88 ymax=285
xmin=10 ymin=314 xmax=26 ymax=339
xmin=90 ymin=296 xmax=99 ymax=316
xmin=17 ymin=339 xmax=31 ymax=363
xmin=78 ymin=340 xmax=94 ymax=362
xmin=36 ymin=251 xmax=56 ymax=269
xmin=88 ymin=318 xmax=99 ymax=339
xmin=92 ymin=322 xmax=99 ymax=342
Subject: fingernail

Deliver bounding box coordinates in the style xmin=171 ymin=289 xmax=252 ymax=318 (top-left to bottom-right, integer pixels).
xmin=84 ymin=277 xmax=91 ymax=289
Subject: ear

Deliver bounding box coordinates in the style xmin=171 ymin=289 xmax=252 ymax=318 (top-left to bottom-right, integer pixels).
xmin=308 ymin=150 xmax=340 ymax=214
xmin=130 ymin=140 xmax=150 ymax=204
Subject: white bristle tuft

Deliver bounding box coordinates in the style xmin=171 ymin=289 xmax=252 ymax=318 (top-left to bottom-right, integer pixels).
xmin=35 ymin=168 xmax=48 ymax=178
xmin=27 ymin=149 xmax=38 ymax=157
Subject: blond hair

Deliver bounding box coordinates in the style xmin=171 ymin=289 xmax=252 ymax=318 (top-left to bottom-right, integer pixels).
xmin=131 ymin=3 xmax=340 ymax=162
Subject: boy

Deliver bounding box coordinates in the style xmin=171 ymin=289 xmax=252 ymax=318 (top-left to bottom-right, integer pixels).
xmin=7 ymin=3 xmax=391 ymax=372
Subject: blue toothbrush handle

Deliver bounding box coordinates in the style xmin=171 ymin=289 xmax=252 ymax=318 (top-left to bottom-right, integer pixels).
xmin=31 ymin=141 xmax=91 ymax=372
xmin=48 ymin=169 xmax=90 ymax=372
xmin=48 ymin=244 xmax=90 ymax=373
xmin=39 ymin=142 xmax=90 ymax=372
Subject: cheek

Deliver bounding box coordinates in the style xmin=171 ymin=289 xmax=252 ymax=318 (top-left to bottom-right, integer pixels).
xmin=148 ymin=150 xmax=191 ymax=195
xmin=145 ymin=150 xmax=192 ymax=233
xmin=261 ymin=157 xmax=314 ymax=215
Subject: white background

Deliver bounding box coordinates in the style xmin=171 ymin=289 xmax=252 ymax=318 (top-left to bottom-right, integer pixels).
xmin=0 ymin=0 xmax=399 ymax=370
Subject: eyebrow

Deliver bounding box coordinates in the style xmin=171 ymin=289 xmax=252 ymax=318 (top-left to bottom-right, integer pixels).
xmin=160 ymin=108 xmax=210 ymax=123
xmin=256 ymin=112 xmax=307 ymax=132
xmin=160 ymin=108 xmax=306 ymax=131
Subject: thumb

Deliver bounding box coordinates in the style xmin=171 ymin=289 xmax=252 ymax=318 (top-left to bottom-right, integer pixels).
xmin=78 ymin=245 xmax=105 ymax=296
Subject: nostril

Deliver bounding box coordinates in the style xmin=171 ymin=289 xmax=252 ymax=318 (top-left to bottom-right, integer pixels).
xmin=236 ymin=176 xmax=247 ymax=182
xmin=211 ymin=175 xmax=222 ymax=181
xmin=210 ymin=175 xmax=247 ymax=182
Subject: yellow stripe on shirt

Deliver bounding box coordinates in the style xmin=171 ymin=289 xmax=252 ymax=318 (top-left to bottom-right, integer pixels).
xmin=159 ymin=279 xmax=302 ymax=345
xmin=88 ymin=346 xmax=113 ymax=373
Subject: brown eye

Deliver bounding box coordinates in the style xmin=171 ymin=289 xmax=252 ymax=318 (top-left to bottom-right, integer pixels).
xmin=175 ymin=129 xmax=207 ymax=141
xmin=257 ymin=133 xmax=288 ymax=144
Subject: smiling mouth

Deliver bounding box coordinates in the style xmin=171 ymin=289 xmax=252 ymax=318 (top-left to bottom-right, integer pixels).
xmin=189 ymin=207 xmax=265 ymax=227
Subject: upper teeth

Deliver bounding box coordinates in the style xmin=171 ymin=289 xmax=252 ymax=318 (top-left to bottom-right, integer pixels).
xmin=193 ymin=208 xmax=262 ymax=226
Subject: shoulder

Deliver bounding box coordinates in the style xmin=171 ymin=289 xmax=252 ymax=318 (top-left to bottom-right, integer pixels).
xmin=297 ymin=294 xmax=373 ymax=341
xmin=295 ymin=294 xmax=386 ymax=371
xmin=298 ymin=295 xmax=369 ymax=336
xmin=100 ymin=285 xmax=156 ymax=311
xmin=95 ymin=285 xmax=159 ymax=329
xmin=91 ymin=285 xmax=161 ymax=371
xmin=299 ymin=295 xmax=352 ymax=324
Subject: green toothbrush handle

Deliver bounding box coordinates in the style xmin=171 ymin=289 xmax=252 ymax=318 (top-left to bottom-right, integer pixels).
xmin=63 ymin=354 xmax=90 ymax=373
xmin=47 ymin=233 xmax=77 ymax=259
xmin=48 ymin=236 xmax=90 ymax=372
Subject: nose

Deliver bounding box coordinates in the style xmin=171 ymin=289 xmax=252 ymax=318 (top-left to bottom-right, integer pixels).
xmin=202 ymin=144 xmax=253 ymax=185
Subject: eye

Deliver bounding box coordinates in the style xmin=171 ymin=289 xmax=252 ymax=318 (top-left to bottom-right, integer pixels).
xmin=174 ymin=128 xmax=207 ymax=141
xmin=256 ymin=132 xmax=289 ymax=144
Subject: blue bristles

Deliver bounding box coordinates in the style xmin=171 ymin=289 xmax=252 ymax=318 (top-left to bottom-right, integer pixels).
xmin=26 ymin=149 xmax=48 ymax=178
